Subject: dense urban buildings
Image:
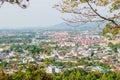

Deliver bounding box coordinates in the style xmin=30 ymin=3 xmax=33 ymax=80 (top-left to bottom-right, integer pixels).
xmin=0 ymin=29 xmax=120 ymax=80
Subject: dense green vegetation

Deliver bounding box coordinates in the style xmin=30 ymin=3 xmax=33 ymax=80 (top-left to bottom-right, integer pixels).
xmin=0 ymin=65 xmax=54 ymax=80
xmin=102 ymin=24 xmax=120 ymax=37
xmin=54 ymin=68 xmax=120 ymax=80
xmin=0 ymin=33 xmax=35 ymax=44
xmin=1 ymin=67 xmax=120 ymax=80
xmin=108 ymin=43 xmax=120 ymax=52
xmin=10 ymin=43 xmax=53 ymax=55
xmin=42 ymin=57 xmax=112 ymax=69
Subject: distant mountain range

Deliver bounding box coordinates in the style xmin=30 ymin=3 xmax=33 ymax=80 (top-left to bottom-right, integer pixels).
xmin=44 ymin=22 xmax=106 ymax=32
xmin=0 ymin=22 xmax=106 ymax=32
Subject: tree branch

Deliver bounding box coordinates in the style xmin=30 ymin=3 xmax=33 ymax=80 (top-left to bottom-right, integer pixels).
xmin=86 ymin=0 xmax=119 ymax=26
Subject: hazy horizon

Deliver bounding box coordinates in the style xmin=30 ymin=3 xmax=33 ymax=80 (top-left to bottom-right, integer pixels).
xmin=0 ymin=0 xmax=63 ymax=28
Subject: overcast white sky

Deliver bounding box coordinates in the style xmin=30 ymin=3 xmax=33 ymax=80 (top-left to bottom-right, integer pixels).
xmin=0 ymin=0 xmax=119 ymax=29
xmin=0 ymin=0 xmax=63 ymax=28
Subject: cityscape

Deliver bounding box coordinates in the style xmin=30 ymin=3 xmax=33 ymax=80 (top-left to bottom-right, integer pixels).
xmin=0 ymin=27 xmax=120 ymax=79
xmin=0 ymin=0 xmax=120 ymax=80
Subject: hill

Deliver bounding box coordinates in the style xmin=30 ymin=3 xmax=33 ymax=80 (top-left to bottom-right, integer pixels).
xmin=45 ymin=22 xmax=105 ymax=32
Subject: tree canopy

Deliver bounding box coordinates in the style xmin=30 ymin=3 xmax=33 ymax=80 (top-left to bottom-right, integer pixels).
xmin=54 ymin=0 xmax=120 ymax=36
xmin=0 ymin=0 xmax=29 ymax=8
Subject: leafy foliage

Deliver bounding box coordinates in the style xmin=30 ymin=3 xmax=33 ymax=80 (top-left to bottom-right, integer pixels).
xmin=54 ymin=68 xmax=120 ymax=80
xmin=0 ymin=65 xmax=54 ymax=80
xmin=0 ymin=0 xmax=29 ymax=9
xmin=108 ymin=43 xmax=120 ymax=52
xmin=102 ymin=24 xmax=120 ymax=37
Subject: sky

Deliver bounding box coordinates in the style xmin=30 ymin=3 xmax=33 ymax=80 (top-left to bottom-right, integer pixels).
xmin=0 ymin=0 xmax=63 ymax=28
xmin=0 ymin=1 xmax=118 ymax=29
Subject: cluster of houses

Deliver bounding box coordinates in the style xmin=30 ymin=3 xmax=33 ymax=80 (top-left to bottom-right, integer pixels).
xmin=1 ymin=31 xmax=120 ymax=74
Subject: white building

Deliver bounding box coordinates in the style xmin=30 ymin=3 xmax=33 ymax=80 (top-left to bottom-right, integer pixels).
xmin=46 ymin=66 xmax=61 ymax=73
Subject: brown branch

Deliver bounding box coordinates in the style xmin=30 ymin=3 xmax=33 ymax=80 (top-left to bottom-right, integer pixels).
xmin=86 ymin=0 xmax=119 ymax=26
xmin=0 ymin=0 xmax=5 ymax=5
xmin=62 ymin=17 xmax=105 ymax=23
xmin=72 ymin=10 xmax=97 ymax=16
xmin=114 ymin=25 xmax=120 ymax=28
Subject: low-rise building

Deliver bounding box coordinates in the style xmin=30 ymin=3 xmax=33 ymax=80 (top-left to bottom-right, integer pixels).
xmin=46 ymin=65 xmax=61 ymax=73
